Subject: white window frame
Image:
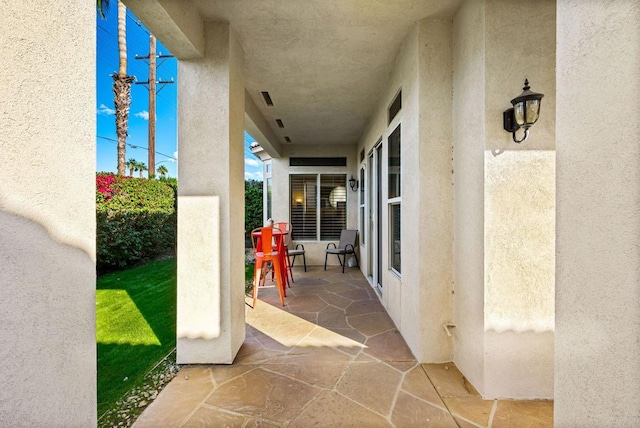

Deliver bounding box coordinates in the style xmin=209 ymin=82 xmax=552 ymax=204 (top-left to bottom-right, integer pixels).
xmin=387 ymin=122 xmax=401 ymax=277
xmin=289 ymin=173 xmax=348 ymax=241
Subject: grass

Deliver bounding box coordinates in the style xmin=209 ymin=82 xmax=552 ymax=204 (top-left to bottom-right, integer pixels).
xmin=97 ymin=257 xmax=176 ymax=419
xmin=245 ymin=261 xmax=254 ymax=295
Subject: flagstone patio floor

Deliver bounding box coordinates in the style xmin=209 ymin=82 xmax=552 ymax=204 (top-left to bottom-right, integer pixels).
xmin=134 ymin=266 xmax=553 ymax=427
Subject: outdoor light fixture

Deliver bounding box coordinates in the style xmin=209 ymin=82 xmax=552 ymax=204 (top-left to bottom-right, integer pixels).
xmin=348 ymin=175 xmax=359 ymax=192
xmin=503 ymin=79 xmax=544 ymax=143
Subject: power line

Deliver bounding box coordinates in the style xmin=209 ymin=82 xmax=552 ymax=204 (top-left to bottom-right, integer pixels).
xmin=97 ymin=135 xmax=176 ymax=160
xmin=126 ymin=11 xmax=150 ymax=35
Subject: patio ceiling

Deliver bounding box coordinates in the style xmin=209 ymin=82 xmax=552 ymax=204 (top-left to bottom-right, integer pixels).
xmin=126 ymin=0 xmax=462 ymax=148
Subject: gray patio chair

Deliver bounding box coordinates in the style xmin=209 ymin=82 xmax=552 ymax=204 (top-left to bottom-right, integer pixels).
xmin=324 ymin=229 xmax=359 ymax=273
xmin=288 ymin=243 xmax=307 ymax=272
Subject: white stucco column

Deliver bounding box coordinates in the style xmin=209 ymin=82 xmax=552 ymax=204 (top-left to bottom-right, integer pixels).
xmin=176 ymin=22 xmax=246 ymax=363
xmin=0 ymin=1 xmax=96 ymax=425
xmin=453 ymin=0 xmax=556 ymax=399
xmin=406 ymin=19 xmax=454 ymax=362
xmin=555 ymin=1 xmax=640 ymax=425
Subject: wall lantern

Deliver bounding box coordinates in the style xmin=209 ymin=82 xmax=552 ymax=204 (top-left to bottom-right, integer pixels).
xmin=348 ymin=175 xmax=359 ymax=192
xmin=503 ymin=79 xmax=544 ymax=143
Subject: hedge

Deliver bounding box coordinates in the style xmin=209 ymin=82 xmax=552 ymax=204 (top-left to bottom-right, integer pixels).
xmin=245 ymin=179 xmax=263 ymax=241
xmin=97 ymin=173 xmax=176 ymax=273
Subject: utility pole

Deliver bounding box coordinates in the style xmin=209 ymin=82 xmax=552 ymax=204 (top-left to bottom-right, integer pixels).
xmin=135 ymin=37 xmax=174 ymax=178
xmin=148 ymin=35 xmax=156 ymax=177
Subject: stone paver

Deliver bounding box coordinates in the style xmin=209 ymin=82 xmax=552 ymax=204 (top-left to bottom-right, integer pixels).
xmin=134 ymin=266 xmax=553 ymax=428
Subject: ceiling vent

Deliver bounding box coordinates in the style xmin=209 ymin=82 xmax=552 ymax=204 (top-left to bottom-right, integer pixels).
xmin=261 ymin=91 xmax=274 ymax=106
xmin=276 ymin=119 xmax=285 ymax=128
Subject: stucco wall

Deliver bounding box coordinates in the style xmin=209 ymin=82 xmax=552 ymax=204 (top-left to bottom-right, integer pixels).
xmin=353 ymin=26 xmax=418 ymax=346
xmin=0 ymin=1 xmax=97 ymax=426
xmin=353 ymin=19 xmax=455 ymax=362
xmin=452 ymin=0 xmax=487 ymax=393
xmin=555 ymin=0 xmax=640 ymax=425
xmin=176 ymin=22 xmax=246 ymax=363
xmin=413 ymin=19 xmax=454 ymax=362
xmin=270 ymin=144 xmax=358 ymax=266
xmin=483 ymin=0 xmax=556 ymax=399
xmin=484 ymin=150 xmax=555 ymax=398
xmin=453 ymin=0 xmax=555 ymax=399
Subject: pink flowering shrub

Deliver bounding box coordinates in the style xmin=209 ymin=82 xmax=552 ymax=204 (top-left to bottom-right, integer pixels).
xmin=96 ymin=173 xmax=116 ymax=202
xmin=96 ymin=173 xmax=177 ymax=272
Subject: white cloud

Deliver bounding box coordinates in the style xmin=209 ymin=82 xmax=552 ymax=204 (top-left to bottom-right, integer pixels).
xmin=244 ymin=171 xmax=263 ymax=180
xmin=134 ymin=110 xmax=149 ymax=120
xmin=245 ymin=157 xmax=260 ymax=167
xmin=97 ymin=104 xmax=115 ymax=115
xmin=173 ymin=151 xmax=178 ymax=160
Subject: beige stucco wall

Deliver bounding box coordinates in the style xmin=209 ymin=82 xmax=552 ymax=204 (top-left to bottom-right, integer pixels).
xmin=453 ymin=0 xmax=556 ymax=399
xmin=176 ymin=22 xmax=246 ymax=363
xmin=483 ymin=0 xmax=556 ymax=399
xmin=452 ymin=0 xmax=487 ymax=393
xmin=0 ymin=1 xmax=97 ymax=426
xmin=413 ymin=19 xmax=454 ymax=362
xmin=555 ymin=0 xmax=640 ymax=425
xmin=353 ymin=19 xmax=454 ymax=362
xmin=270 ymin=144 xmax=358 ymax=265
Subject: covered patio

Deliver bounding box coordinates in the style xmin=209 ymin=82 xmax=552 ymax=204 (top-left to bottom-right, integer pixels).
xmin=2 ymin=0 xmax=638 ymax=426
xmin=134 ymin=267 xmax=552 ymax=427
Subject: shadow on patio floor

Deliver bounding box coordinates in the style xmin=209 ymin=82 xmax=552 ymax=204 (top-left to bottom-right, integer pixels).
xmin=133 ymin=266 xmax=552 ymax=427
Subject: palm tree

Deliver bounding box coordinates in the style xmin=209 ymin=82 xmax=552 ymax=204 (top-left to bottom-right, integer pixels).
xmin=157 ymin=165 xmax=169 ymax=178
xmin=138 ymin=162 xmax=148 ymax=178
xmin=96 ymin=0 xmax=110 ymax=19
xmin=126 ymin=158 xmax=137 ymax=176
xmin=112 ymin=0 xmax=135 ymax=176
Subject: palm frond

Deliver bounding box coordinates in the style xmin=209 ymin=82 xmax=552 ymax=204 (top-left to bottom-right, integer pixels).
xmin=97 ymin=0 xmax=110 ymax=19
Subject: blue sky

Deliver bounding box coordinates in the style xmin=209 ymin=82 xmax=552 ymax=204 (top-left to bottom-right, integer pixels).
xmin=96 ymin=6 xmax=262 ymax=180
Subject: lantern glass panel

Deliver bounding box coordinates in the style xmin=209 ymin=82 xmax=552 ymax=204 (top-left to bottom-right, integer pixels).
xmin=514 ymin=101 xmax=525 ymax=126
xmin=525 ymin=99 xmax=540 ymax=125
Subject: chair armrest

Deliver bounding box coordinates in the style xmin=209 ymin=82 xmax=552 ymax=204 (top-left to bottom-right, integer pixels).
xmin=345 ymin=244 xmax=355 ymax=253
xmin=295 ymin=244 xmax=305 ymax=250
xmin=326 ymin=242 xmax=337 ymax=250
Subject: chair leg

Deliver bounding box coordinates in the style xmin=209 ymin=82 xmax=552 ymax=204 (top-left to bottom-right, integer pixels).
xmin=272 ymin=257 xmax=285 ymax=307
xmin=341 ymin=255 xmax=346 ymax=273
xmin=324 ymin=252 xmax=328 ymax=270
xmin=353 ymin=252 xmax=360 ymax=268
xmin=259 ymin=263 xmax=269 ymax=287
xmin=252 ymin=263 xmax=262 ymax=308
xmin=285 ymin=254 xmax=295 ymax=283
xmin=302 ymin=253 xmax=307 ymax=272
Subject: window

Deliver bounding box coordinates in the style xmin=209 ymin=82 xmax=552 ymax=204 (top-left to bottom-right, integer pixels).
xmin=266 ymin=178 xmax=273 ymax=220
xmin=359 ymin=167 xmax=365 ymax=245
xmin=290 ymin=175 xmax=317 ymax=240
xmin=320 ymin=175 xmax=346 ymax=240
xmin=289 ymin=157 xmax=347 ymax=167
xmin=264 ymin=161 xmax=272 ymax=220
xmin=390 ymin=203 xmax=401 ymax=273
xmin=388 ymin=125 xmax=401 ymax=199
xmin=388 ymin=124 xmax=401 ymax=274
xmin=290 ymin=174 xmax=346 ymax=241
xmin=388 ymin=90 xmax=402 ymax=124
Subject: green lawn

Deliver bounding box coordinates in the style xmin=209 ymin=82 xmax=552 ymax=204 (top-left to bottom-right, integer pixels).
xmin=97 ymin=257 xmax=176 ymax=418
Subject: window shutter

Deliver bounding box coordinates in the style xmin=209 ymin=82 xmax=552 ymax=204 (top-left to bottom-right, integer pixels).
xmin=290 ymin=174 xmax=347 ymax=241
xmin=290 ymin=175 xmax=317 ymax=240
xmin=320 ymin=175 xmax=346 ymax=240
